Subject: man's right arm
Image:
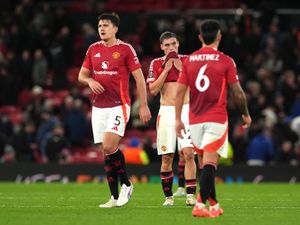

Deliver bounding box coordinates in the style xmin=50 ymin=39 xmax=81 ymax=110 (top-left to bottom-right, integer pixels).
xmin=149 ymin=60 xmax=173 ymax=96
xmin=78 ymin=67 xmax=104 ymax=94
xmin=229 ymin=82 xmax=252 ymax=128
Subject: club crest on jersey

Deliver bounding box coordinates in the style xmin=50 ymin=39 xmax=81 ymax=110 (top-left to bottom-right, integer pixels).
xmin=101 ymin=61 xmax=109 ymax=70
xmin=112 ymin=51 xmax=120 ymax=59
xmin=161 ymin=146 xmax=167 ymax=151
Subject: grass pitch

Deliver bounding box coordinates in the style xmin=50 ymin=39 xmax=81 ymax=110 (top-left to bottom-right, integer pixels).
xmin=0 ymin=183 xmax=299 ymax=225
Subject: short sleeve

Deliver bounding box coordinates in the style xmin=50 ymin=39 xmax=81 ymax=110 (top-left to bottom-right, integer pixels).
xmin=177 ymin=61 xmax=189 ymax=85
xmin=227 ymin=57 xmax=239 ymax=83
xmin=146 ymin=59 xmax=160 ymax=84
xmin=125 ymin=44 xmax=141 ymax=72
xmin=82 ymin=46 xmax=92 ymax=70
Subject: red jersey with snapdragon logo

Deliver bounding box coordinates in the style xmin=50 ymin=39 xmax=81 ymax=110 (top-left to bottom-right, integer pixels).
xmin=177 ymin=47 xmax=239 ymax=124
xmin=82 ymin=39 xmax=141 ymax=108
xmin=146 ymin=54 xmax=188 ymax=84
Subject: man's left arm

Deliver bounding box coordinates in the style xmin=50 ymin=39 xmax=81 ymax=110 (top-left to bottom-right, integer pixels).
xmin=132 ymin=68 xmax=152 ymax=124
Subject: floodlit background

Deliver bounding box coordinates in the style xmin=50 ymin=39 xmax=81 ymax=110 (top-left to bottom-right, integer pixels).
xmin=0 ymin=1 xmax=300 ymax=225
xmin=0 ymin=0 xmax=299 ymax=183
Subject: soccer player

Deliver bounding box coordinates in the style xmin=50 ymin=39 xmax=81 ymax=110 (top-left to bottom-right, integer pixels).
xmin=78 ymin=12 xmax=151 ymax=208
xmin=147 ymin=32 xmax=197 ymax=206
xmin=175 ymin=19 xmax=251 ymax=217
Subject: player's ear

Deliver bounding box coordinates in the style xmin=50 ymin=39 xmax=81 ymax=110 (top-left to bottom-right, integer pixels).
xmin=115 ymin=26 xmax=118 ymax=33
xmin=160 ymin=43 xmax=164 ymax=51
xmin=216 ymin=31 xmax=222 ymax=42
xmin=198 ymin=34 xmax=203 ymax=43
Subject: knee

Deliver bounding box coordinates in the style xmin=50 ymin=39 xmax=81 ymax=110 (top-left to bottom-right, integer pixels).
xmin=102 ymin=142 xmax=117 ymax=154
xmin=183 ymin=149 xmax=194 ymax=162
xmin=161 ymin=154 xmax=173 ymax=168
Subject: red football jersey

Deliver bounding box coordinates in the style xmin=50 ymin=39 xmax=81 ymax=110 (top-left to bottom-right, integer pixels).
xmin=82 ymin=39 xmax=141 ymax=108
xmin=147 ymin=54 xmax=188 ymax=84
xmin=178 ymin=47 xmax=239 ymax=124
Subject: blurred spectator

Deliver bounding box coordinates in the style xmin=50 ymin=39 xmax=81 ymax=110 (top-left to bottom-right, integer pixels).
xmin=32 ymin=49 xmax=48 ymax=87
xmin=260 ymin=36 xmax=283 ymax=75
xmin=273 ymin=115 xmax=298 ymax=164
xmin=69 ymin=86 xmax=91 ymax=112
xmin=20 ymin=50 xmax=33 ymax=89
xmin=0 ymin=66 xmax=15 ymax=105
xmin=25 ymin=85 xmax=45 ymax=122
xmin=246 ymin=81 xmax=265 ymax=120
xmin=36 ymin=109 xmax=59 ymax=147
xmin=279 ymin=70 xmax=298 ymax=114
xmin=53 ymin=7 xmax=70 ymax=33
xmin=40 ymin=123 xmax=71 ymax=163
xmin=7 ymin=24 xmax=22 ymax=53
xmin=81 ymin=23 xmax=98 ymax=52
xmin=246 ymin=123 xmax=275 ymax=166
xmin=243 ymin=21 xmax=262 ymax=56
xmin=49 ymin=27 xmax=70 ymax=90
xmin=221 ymin=22 xmax=244 ymax=65
xmin=62 ymin=96 xmax=89 ymax=147
xmin=294 ymin=30 xmax=300 ymax=73
xmin=11 ymin=120 xmax=38 ymax=162
xmin=277 ymin=140 xmax=297 ymax=164
xmin=0 ymin=144 xmax=16 ymax=163
xmin=0 ymin=113 xmax=14 ymax=138
xmin=231 ymin=121 xmax=248 ymax=163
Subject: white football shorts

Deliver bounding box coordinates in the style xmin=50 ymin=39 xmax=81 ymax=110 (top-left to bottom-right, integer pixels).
xmin=91 ymin=104 xmax=130 ymax=144
xmin=156 ymin=104 xmax=193 ymax=155
xmin=190 ymin=121 xmax=228 ymax=158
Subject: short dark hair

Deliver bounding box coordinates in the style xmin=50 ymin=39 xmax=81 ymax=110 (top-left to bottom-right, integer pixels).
xmin=98 ymin=12 xmax=120 ymax=27
xmin=200 ymin=19 xmax=220 ymax=45
xmin=159 ymin=31 xmax=177 ymax=44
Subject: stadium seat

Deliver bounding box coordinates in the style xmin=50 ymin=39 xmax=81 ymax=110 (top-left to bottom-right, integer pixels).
xmin=71 ymin=146 xmax=104 ymax=164
xmin=8 ymin=111 xmax=23 ymax=125
xmin=42 ymin=90 xmax=54 ymax=98
xmin=51 ymin=96 xmax=65 ymax=107
xmin=54 ymin=90 xmax=69 ymax=99
xmin=0 ymin=105 xmax=20 ymax=114
xmin=17 ymin=90 xmax=33 ymax=107
xmin=0 ymin=106 xmax=22 ymax=125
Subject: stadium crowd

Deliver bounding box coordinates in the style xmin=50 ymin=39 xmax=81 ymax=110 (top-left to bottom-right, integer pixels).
xmin=0 ymin=0 xmax=299 ymax=165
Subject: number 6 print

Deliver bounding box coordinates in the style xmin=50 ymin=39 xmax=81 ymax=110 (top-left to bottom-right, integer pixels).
xmin=195 ymin=64 xmax=210 ymax=92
